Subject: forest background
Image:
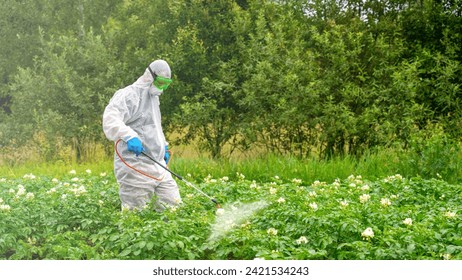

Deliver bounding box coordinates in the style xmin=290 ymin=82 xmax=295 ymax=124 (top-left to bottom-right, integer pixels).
xmin=1 ymin=0 xmax=462 ymax=182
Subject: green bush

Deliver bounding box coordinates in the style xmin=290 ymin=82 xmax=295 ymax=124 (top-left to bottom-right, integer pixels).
xmin=400 ymin=125 xmax=462 ymax=183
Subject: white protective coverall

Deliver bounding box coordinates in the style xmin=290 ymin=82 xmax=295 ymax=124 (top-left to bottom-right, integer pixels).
xmin=102 ymin=59 xmax=181 ymax=210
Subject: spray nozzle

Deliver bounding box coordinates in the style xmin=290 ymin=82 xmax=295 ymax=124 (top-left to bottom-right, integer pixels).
xmin=211 ymin=198 xmax=221 ymax=208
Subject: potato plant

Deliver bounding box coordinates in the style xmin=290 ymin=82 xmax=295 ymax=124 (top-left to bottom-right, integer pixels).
xmin=0 ymin=170 xmax=461 ymax=260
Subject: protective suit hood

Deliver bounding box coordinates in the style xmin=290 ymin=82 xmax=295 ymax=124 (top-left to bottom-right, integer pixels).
xmin=133 ymin=59 xmax=171 ymax=96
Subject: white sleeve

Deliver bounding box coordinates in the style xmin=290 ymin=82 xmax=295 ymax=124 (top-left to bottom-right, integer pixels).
xmin=102 ymin=89 xmax=140 ymax=142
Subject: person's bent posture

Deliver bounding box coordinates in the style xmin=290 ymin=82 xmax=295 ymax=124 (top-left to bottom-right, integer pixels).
xmin=103 ymin=59 xmax=181 ymax=211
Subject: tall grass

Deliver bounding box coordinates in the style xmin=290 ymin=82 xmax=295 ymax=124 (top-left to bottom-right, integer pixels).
xmin=170 ymin=149 xmax=403 ymax=184
xmin=1 ymin=145 xmax=461 ymax=184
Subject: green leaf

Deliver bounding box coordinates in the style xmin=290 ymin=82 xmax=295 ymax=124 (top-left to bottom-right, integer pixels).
xmin=119 ymin=248 xmax=131 ymax=257
xmin=109 ymin=235 xmax=119 ymax=241
xmin=407 ymin=243 xmax=416 ymax=253
xmin=138 ymin=241 xmax=146 ymax=249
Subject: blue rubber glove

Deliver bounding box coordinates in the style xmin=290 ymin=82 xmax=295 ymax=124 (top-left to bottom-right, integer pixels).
xmin=164 ymin=145 xmax=170 ymax=164
xmin=127 ymin=137 xmax=144 ymax=156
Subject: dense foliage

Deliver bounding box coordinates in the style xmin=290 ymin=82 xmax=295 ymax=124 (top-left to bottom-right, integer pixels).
xmin=0 ymin=0 xmax=461 ymax=161
xmin=0 ymin=170 xmax=461 ymax=260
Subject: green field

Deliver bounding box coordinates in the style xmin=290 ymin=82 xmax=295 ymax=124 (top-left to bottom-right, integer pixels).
xmin=1 ymin=156 xmax=461 ymax=260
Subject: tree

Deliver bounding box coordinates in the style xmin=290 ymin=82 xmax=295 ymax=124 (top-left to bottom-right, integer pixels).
xmin=237 ymin=1 xmax=321 ymax=157
xmin=0 ymin=0 xmax=122 ymax=146
xmin=168 ymin=0 xmax=249 ymax=158
xmin=4 ymin=30 xmax=122 ymax=162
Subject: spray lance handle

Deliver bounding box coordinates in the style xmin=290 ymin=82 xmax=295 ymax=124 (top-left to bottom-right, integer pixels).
xmin=140 ymin=151 xmax=221 ymax=208
xmin=140 ymin=151 xmax=183 ymax=179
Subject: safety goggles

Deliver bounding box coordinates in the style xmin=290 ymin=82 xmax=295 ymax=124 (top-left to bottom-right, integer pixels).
xmin=148 ymin=66 xmax=172 ymax=90
xmin=153 ymin=76 xmax=172 ymax=90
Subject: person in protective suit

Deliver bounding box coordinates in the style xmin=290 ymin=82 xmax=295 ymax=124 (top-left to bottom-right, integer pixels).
xmin=103 ymin=59 xmax=181 ymax=211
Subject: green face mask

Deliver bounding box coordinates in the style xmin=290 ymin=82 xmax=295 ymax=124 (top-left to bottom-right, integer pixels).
xmin=153 ymin=76 xmax=172 ymax=90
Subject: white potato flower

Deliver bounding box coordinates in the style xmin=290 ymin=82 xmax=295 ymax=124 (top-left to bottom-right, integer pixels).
xmin=340 ymin=200 xmax=349 ymax=207
xmin=71 ymin=186 xmax=87 ymax=196
xmin=267 ymin=228 xmax=278 ymax=236
xmin=332 ymin=179 xmax=341 ymax=187
xmin=361 ymin=227 xmax=374 ymax=240
xmin=0 ymin=204 xmax=11 ymax=211
xmin=16 ymin=185 xmax=26 ymax=196
xmin=444 ymin=211 xmax=456 ymax=218
xmin=296 ymin=236 xmax=308 ymax=245
xmin=380 ymin=198 xmax=391 ymax=207
xmin=361 ymin=184 xmax=370 ymax=191
xmin=359 ymin=194 xmax=371 ymax=203
xmin=237 ymin=172 xmax=245 ymax=180
xmin=25 ymin=192 xmax=35 ymax=200
xmin=441 ymin=253 xmax=452 ymax=260
xmin=204 ymin=174 xmax=217 ymax=183
xmin=240 ymin=221 xmax=251 ymax=228
xmin=384 ymin=174 xmax=404 ymax=182
xmin=292 ymin=178 xmax=302 ymax=185
xmin=23 ymin=173 xmax=36 ymax=179
xmin=403 ymin=218 xmax=413 ymax=226
xmin=311 ymin=180 xmax=327 ymax=188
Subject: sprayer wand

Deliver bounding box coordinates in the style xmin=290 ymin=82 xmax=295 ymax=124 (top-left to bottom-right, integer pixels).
xmin=140 ymin=151 xmax=221 ymax=208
